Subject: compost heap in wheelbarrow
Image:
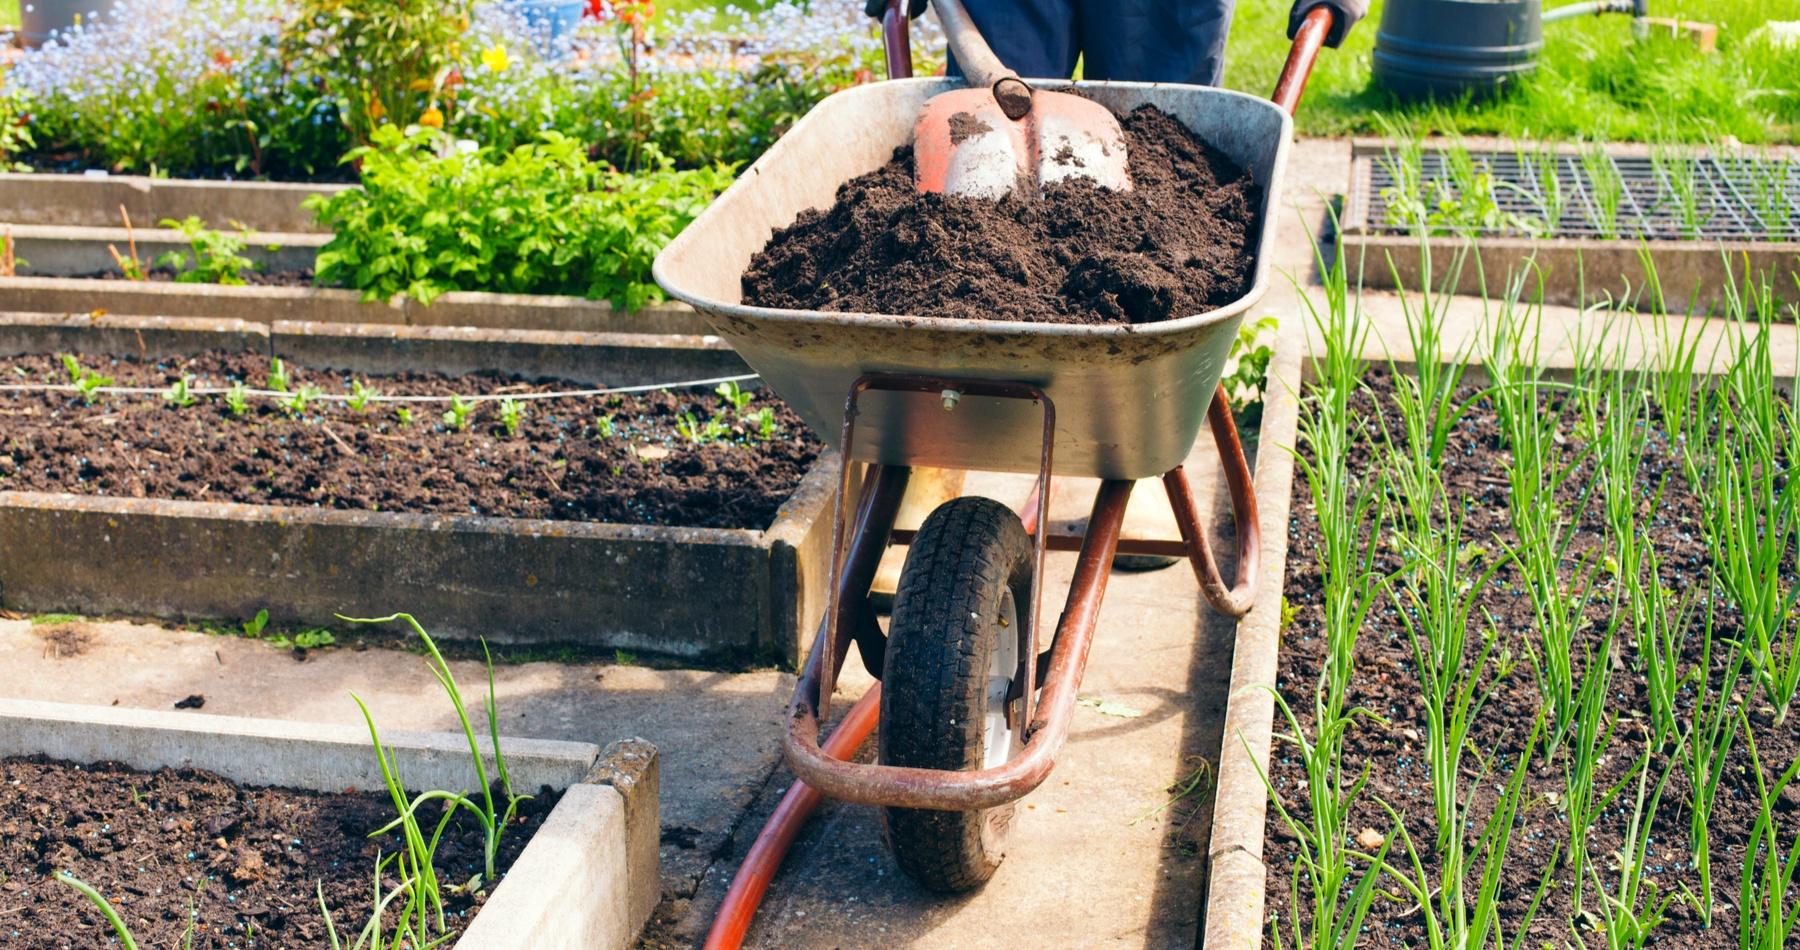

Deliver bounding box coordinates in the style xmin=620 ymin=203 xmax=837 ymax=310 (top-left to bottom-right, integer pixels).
xmin=742 ymin=106 xmax=1260 ymax=326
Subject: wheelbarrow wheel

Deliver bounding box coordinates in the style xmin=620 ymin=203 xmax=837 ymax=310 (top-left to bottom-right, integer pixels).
xmin=879 ymin=495 xmax=1031 ymax=892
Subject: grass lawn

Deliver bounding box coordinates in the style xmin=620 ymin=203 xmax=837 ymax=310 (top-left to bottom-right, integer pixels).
xmin=1221 ymin=0 xmax=1800 ymax=143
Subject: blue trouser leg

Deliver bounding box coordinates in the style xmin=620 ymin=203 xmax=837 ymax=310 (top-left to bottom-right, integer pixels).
xmin=945 ymin=0 xmax=1235 ymax=86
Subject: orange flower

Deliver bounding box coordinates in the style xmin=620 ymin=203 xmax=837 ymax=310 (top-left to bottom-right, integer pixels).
xmin=368 ymin=91 xmax=385 ymax=121
xmin=418 ymin=107 xmax=444 ymax=129
xmin=409 ymin=77 xmax=434 ymax=93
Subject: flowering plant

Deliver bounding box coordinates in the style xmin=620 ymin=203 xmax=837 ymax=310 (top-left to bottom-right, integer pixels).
xmin=282 ymin=0 xmax=476 ymax=146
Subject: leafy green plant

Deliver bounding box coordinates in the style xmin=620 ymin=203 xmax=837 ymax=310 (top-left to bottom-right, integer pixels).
xmin=496 ymin=398 xmax=526 ymax=437
xmin=347 ymin=380 xmax=379 ymax=413
xmin=54 ymin=871 xmax=139 ymax=950
xmin=153 ymin=216 xmax=257 ymax=285
xmin=746 ymin=407 xmax=777 ymax=441
xmin=307 ymin=128 xmax=733 ymax=311
xmin=243 ymin=608 xmax=271 ymax=639
xmin=225 ymin=383 xmax=250 ymax=418
xmin=442 ymin=395 xmax=474 ymax=432
xmin=395 ymin=406 xmax=415 ymax=428
xmin=60 ymin=355 xmax=114 ymax=405
xmin=595 ymin=415 xmax=616 ymax=440
xmin=285 ymin=384 xmax=322 ymax=416
xmin=676 ymin=411 xmax=728 ymax=445
xmin=715 ymin=380 xmax=752 ymax=415
xmin=163 ymin=375 xmax=197 ymax=408
xmin=267 ymin=357 xmax=290 ymax=394
xmin=1221 ymin=314 xmax=1278 ymax=414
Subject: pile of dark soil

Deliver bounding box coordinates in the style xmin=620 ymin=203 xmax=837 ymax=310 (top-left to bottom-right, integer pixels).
xmin=0 ymin=351 xmax=820 ymax=530
xmin=742 ymin=106 xmax=1261 ymax=325
xmin=1269 ymin=369 xmax=1800 ymax=948
xmin=1 ymin=755 xmax=556 ymax=949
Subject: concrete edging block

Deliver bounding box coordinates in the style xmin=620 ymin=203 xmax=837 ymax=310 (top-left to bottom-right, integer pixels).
xmin=8 ymin=223 xmax=324 ymax=277
xmin=0 ymin=314 xmax=839 ymax=663
xmin=0 ymin=698 xmax=657 ymax=950
xmin=0 ymin=171 xmax=345 ymax=232
xmin=0 ymin=276 xmax=711 ymax=335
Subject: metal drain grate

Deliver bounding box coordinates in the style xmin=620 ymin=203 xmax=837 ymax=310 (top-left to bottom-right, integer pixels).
xmin=1354 ymin=147 xmax=1800 ymax=242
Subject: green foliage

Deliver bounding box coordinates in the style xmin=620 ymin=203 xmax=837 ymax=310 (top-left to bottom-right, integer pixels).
xmin=54 ymin=872 xmax=139 ymax=950
xmin=496 ymin=398 xmax=526 ymax=437
xmin=266 ymin=357 xmax=290 ymax=393
xmin=676 ymin=410 xmax=728 ymax=445
xmin=0 ymin=79 xmax=34 ymax=172
xmin=595 ymin=415 xmax=616 ymax=440
xmin=153 ymin=217 xmax=257 ymax=285
xmin=1221 ymin=315 xmax=1278 ymax=413
xmin=163 ymin=375 xmax=197 ymax=408
xmin=347 ymin=379 xmax=378 ymax=413
xmin=284 ymin=384 xmax=322 ymax=415
xmin=441 ymin=395 xmax=474 ymax=432
xmin=715 ymin=380 xmax=752 ymax=414
xmin=60 ymin=355 xmax=114 ymax=404
xmin=225 ymin=382 xmax=250 ymax=418
xmin=307 ymin=128 xmax=733 ymax=310
xmin=281 ymin=0 xmax=474 ymax=146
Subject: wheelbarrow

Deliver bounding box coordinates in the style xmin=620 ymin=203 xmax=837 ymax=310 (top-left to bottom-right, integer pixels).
xmin=652 ymin=0 xmax=1341 ymax=916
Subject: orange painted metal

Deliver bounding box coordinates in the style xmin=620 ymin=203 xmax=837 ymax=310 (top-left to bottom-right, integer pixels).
xmin=1272 ymin=6 xmax=1334 ymax=116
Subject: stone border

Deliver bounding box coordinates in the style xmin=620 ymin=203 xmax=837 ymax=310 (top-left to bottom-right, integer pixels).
xmin=1201 ymin=311 xmax=1302 ymax=949
xmin=0 ymin=171 xmax=345 ymax=233
xmin=8 ymin=223 xmax=325 ymax=276
xmin=0 ymin=276 xmax=711 ymax=335
xmin=0 ymin=313 xmax=839 ymax=664
xmin=1338 ymin=139 xmax=1800 ymax=313
xmin=0 ymin=697 xmax=658 ymax=949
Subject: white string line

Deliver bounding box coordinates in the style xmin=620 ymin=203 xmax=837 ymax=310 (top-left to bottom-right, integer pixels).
xmin=0 ymin=373 xmax=763 ymax=405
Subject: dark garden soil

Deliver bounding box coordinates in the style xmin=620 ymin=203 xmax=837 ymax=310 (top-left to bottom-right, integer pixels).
xmin=742 ymin=106 xmax=1261 ymax=325
xmin=82 ymin=264 xmax=318 ymax=287
xmin=1267 ymin=369 xmax=1800 ymax=947
xmin=1 ymin=755 xmax=556 ymax=949
xmin=0 ymin=351 xmax=820 ymax=530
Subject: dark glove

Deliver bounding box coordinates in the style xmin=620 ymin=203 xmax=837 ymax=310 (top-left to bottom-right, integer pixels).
xmin=1288 ymin=0 xmax=1367 ymax=48
xmin=864 ymin=0 xmax=927 ymax=19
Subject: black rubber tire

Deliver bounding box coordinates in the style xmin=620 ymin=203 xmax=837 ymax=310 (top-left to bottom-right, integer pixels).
xmin=879 ymin=496 xmax=1033 ymax=892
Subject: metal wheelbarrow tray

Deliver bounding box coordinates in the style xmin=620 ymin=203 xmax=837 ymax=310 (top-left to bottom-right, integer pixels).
xmin=655 ymin=78 xmax=1292 ymax=481
xmin=655 ymin=6 xmax=1335 ymax=901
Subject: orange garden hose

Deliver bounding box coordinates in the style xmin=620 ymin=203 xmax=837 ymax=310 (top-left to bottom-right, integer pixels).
xmin=702 ymin=685 xmax=883 ymax=950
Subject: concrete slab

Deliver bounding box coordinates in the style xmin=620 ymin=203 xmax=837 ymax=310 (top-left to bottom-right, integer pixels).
xmin=0 ymin=617 xmax=792 ymax=901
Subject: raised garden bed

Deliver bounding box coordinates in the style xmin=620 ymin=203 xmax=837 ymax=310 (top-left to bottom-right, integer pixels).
xmin=1251 ymin=341 xmax=1800 ymax=947
xmin=0 ymin=696 xmax=659 ymax=949
xmin=1340 ymin=138 xmax=1800 ymax=313
xmin=0 ymin=314 xmax=841 ymax=664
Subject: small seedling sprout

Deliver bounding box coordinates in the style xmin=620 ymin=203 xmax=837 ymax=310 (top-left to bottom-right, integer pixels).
xmin=715 ymin=379 xmax=752 ymax=414
xmin=266 ymin=357 xmax=290 ymax=393
xmin=595 ymin=415 xmax=616 ymax=439
xmin=442 ymin=395 xmax=473 ymax=431
xmin=225 ymin=382 xmax=250 ymax=417
xmin=347 ymin=379 xmax=378 ymax=413
xmin=497 ymin=397 xmax=526 ymax=437
xmin=163 ymin=374 xmax=197 ymax=408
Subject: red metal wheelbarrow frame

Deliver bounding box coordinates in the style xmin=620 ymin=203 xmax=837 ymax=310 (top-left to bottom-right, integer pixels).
xmin=705 ymin=6 xmax=1336 ymax=946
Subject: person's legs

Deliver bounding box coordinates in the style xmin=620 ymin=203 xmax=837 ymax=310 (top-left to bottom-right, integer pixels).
xmin=944 ymin=0 xmax=1080 ymax=82
xmin=1076 ymin=0 xmax=1235 ymax=85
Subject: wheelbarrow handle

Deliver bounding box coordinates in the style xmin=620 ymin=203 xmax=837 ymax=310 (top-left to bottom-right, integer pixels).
xmin=882 ymin=0 xmax=913 ymax=81
xmin=1272 ymin=5 xmax=1336 ymax=116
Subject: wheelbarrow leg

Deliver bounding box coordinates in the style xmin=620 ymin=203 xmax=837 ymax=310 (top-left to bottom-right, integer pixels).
xmin=1163 ymin=385 xmax=1261 ymax=618
xmin=798 ymin=462 xmax=910 ymax=721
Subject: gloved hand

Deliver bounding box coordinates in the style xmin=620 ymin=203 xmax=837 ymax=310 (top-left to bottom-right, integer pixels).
xmin=864 ymin=0 xmax=928 ymax=19
xmin=1288 ymin=0 xmax=1367 ymax=48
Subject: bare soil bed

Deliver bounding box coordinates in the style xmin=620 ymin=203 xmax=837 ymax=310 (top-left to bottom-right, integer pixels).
xmin=0 ymin=351 xmax=819 ymax=529
xmin=742 ymin=106 xmax=1261 ymax=325
xmin=1 ymin=755 xmax=557 ymax=949
xmin=1268 ymin=369 xmax=1800 ymax=947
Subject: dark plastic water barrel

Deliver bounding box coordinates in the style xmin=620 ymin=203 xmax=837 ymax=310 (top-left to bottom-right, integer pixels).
xmin=1373 ymin=0 xmax=1544 ymax=102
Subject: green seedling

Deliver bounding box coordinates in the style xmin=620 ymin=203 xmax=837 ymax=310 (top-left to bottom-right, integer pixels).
xmin=153 ymin=215 xmax=257 ymax=285
xmin=1578 ymin=737 xmax=1683 ymax=950
xmin=55 ymin=871 xmax=139 ymax=950
xmin=747 ymin=406 xmax=776 ymax=441
xmin=441 ymin=395 xmax=473 ymax=432
xmin=347 ymin=379 xmax=378 ymax=413
xmin=394 ymin=406 xmax=414 ymax=428
xmin=60 ymin=355 xmax=114 ymax=405
xmin=676 ymin=411 xmax=727 ymax=445
xmin=60 ymin=353 xmax=82 ymax=383
xmin=285 ymin=384 xmax=321 ymax=415
xmin=715 ymin=379 xmax=752 ymax=414
xmin=266 ymin=357 xmax=290 ymax=393
xmin=1579 ymin=143 xmax=1626 ymax=239
xmin=225 ymin=382 xmax=250 ymax=418
xmin=1735 ymin=713 xmax=1800 ymax=949
xmin=497 ymin=397 xmax=526 ymax=437
xmin=595 ymin=415 xmax=616 ymax=439
xmin=1222 ymin=314 xmax=1278 ymax=414
xmin=1532 ymin=144 xmax=1569 ymax=237
xmin=243 ymin=608 xmax=270 ymax=638
xmin=1651 ymin=145 xmax=1703 ymax=239
xmin=162 ymin=375 xmax=197 ymax=408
